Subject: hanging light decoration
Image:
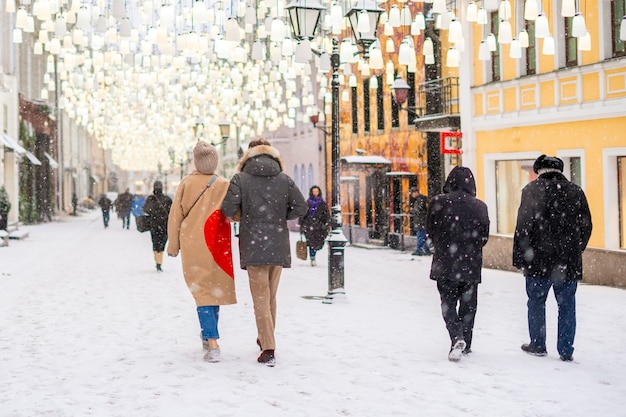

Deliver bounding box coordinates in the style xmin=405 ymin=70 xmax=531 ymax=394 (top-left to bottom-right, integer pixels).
xmin=572 ymin=13 xmax=587 ymax=38
xmin=524 ymin=0 xmax=539 ymax=20
xmin=578 ymin=31 xmax=591 ymax=51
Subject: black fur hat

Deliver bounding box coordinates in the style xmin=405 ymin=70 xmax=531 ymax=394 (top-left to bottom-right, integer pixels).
xmin=533 ymin=155 xmax=564 ymax=174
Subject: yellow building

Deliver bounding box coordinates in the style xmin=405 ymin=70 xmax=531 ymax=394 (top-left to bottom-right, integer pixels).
xmin=461 ymin=0 xmax=626 ymax=286
xmin=328 ymin=0 xmax=626 ymax=285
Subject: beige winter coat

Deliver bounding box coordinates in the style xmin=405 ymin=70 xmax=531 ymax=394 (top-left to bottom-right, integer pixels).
xmin=167 ymin=171 xmax=236 ymax=306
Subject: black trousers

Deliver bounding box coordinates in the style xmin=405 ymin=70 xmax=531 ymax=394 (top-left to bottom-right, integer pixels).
xmin=150 ymin=226 xmax=168 ymax=252
xmin=436 ymin=279 xmax=478 ymax=349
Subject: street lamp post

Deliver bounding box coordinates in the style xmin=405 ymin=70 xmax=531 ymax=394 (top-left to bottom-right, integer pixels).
xmin=287 ymin=0 xmax=348 ymax=302
xmin=325 ymin=37 xmax=348 ymax=302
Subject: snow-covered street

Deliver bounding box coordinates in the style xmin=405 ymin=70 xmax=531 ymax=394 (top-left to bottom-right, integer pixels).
xmin=1 ymin=209 xmax=625 ymax=417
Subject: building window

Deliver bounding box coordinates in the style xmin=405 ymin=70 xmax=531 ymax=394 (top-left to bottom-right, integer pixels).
xmin=363 ymin=79 xmax=370 ymax=133
xmin=525 ymin=20 xmax=537 ymax=75
xmin=351 ymin=86 xmax=358 ymax=134
xmin=377 ymin=75 xmax=384 ymax=131
xmin=566 ymin=156 xmax=582 ymax=186
xmin=495 ymin=159 xmax=535 ymax=234
xmin=612 ymin=0 xmax=626 ymax=57
xmin=301 ymin=164 xmax=306 ymax=192
xmin=619 ymin=157 xmax=626 ymax=248
xmin=308 ymin=164 xmax=314 ymax=190
xmin=294 ymin=165 xmax=299 ymax=190
xmin=407 ymin=72 xmax=416 ymax=125
xmin=391 ymin=70 xmax=399 ymax=128
xmin=565 ymin=17 xmax=578 ymax=67
xmin=491 ymin=12 xmax=501 ymax=82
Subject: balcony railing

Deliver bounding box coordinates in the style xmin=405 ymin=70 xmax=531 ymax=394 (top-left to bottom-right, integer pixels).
xmin=416 ymin=77 xmax=460 ymax=118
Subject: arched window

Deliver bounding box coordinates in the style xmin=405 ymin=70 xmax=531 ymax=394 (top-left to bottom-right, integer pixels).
xmin=294 ymin=165 xmax=299 ymax=190
xmin=308 ymin=164 xmax=315 ymax=190
xmin=301 ymin=164 xmax=306 ymax=192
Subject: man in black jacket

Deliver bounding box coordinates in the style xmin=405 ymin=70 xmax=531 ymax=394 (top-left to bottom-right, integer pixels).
xmin=222 ymin=138 xmax=307 ymax=367
xmin=513 ymin=155 xmax=592 ymax=362
xmin=427 ymin=166 xmax=490 ymax=362
xmin=409 ymin=186 xmax=430 ymax=256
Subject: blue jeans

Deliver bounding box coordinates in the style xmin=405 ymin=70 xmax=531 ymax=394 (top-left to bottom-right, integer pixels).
xmin=415 ymin=229 xmax=431 ymax=255
xmin=102 ymin=210 xmax=110 ymax=227
xmin=309 ymin=247 xmax=317 ymax=259
xmin=120 ymin=211 xmax=130 ymax=229
xmin=525 ymin=276 xmax=577 ymax=357
xmin=197 ymin=306 xmax=220 ymax=339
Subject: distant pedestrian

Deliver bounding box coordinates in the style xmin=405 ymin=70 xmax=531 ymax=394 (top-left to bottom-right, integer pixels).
xmin=71 ymin=193 xmax=78 ymax=215
xmin=114 ymin=188 xmax=133 ymax=229
xmin=299 ymin=185 xmax=330 ymax=267
xmin=513 ymin=155 xmax=592 ymax=362
xmin=142 ymin=181 xmax=172 ymax=272
xmin=222 ymin=138 xmax=308 ymax=367
xmin=409 ymin=186 xmax=430 ymax=256
xmin=131 ymin=194 xmax=146 ymax=227
xmin=167 ymin=142 xmax=236 ymax=363
xmin=98 ymin=193 xmax=112 ymax=228
xmin=427 ymin=166 xmax=490 ymax=362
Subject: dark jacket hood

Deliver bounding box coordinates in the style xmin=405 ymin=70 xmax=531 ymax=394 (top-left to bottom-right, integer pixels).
xmin=237 ymin=144 xmax=284 ymax=177
xmin=443 ymin=166 xmax=477 ymax=197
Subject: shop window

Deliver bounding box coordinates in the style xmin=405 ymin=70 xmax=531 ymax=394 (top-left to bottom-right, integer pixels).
xmin=612 ymin=0 xmax=626 ymax=57
xmin=495 ymin=159 xmax=535 ymax=234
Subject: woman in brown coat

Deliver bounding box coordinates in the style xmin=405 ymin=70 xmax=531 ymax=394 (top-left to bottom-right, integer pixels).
xmin=167 ymin=142 xmax=236 ymax=363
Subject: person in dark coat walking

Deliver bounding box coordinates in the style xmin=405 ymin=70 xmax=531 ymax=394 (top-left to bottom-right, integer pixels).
xmin=409 ymin=186 xmax=430 ymax=256
xmin=222 ymin=138 xmax=308 ymax=367
xmin=427 ymin=166 xmax=490 ymax=362
xmin=114 ymin=188 xmax=133 ymax=229
xmin=299 ymin=185 xmax=330 ymax=266
xmin=71 ymin=193 xmax=78 ymax=215
xmin=513 ymin=155 xmax=592 ymax=362
xmin=98 ymin=193 xmax=112 ymax=228
xmin=142 ymin=181 xmax=172 ymax=272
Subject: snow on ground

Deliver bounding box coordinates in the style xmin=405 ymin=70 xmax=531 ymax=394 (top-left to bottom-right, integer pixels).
xmin=1 ymin=209 xmax=625 ymax=417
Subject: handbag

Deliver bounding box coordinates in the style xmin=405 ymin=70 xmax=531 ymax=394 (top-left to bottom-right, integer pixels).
xmin=136 ymin=215 xmax=150 ymax=232
xmin=296 ymin=233 xmax=308 ymax=260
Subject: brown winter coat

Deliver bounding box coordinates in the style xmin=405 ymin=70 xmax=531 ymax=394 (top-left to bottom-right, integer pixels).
xmin=167 ymin=171 xmax=236 ymax=307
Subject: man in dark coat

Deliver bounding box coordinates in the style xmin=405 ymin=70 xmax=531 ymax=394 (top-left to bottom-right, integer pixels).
xmin=98 ymin=193 xmax=112 ymax=228
xmin=409 ymin=186 xmax=430 ymax=256
xmin=427 ymin=166 xmax=490 ymax=362
xmin=114 ymin=188 xmax=133 ymax=229
xmin=513 ymin=155 xmax=592 ymax=362
xmin=222 ymin=138 xmax=307 ymax=367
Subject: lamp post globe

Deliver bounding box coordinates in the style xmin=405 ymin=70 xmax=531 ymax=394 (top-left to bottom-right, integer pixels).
xmin=345 ymin=0 xmax=384 ymax=58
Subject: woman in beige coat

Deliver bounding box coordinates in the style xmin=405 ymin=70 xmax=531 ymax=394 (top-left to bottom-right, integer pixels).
xmin=167 ymin=142 xmax=236 ymax=363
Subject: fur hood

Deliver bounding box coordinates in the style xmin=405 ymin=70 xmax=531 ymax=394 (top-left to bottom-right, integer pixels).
xmin=236 ymin=144 xmax=284 ymax=173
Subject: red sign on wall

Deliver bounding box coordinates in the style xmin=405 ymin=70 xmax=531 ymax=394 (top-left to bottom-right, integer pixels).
xmin=440 ymin=131 xmax=463 ymax=154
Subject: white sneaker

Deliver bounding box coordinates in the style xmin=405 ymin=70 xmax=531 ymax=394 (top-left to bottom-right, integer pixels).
xmin=204 ymin=348 xmax=221 ymax=363
xmin=311 ymin=259 xmax=316 ymax=266
xmin=448 ymin=339 xmax=466 ymax=362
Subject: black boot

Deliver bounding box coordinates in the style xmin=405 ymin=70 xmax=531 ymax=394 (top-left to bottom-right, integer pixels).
xmin=156 ymin=264 xmax=163 ymax=272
